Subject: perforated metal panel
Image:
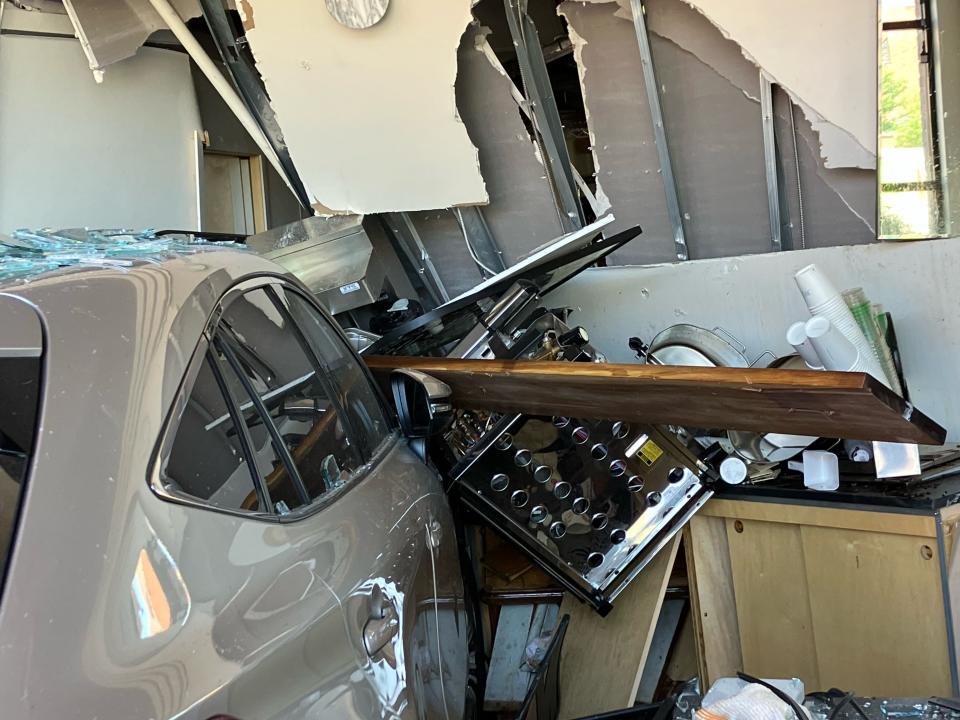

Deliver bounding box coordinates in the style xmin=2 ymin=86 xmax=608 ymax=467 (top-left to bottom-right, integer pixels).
xmin=452 ymin=413 xmax=711 ymax=614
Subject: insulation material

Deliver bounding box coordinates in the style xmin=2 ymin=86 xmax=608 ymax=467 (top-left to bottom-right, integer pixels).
xmin=62 ymin=0 xmax=201 ymax=78
xmin=456 ymin=24 xmax=565 ymax=264
xmin=239 ymin=0 xmax=488 ymax=215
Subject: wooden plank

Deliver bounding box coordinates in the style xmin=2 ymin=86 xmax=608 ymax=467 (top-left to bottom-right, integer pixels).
xmin=684 ymin=517 xmax=743 ymax=687
xmin=484 ymin=603 xmax=535 ymax=712
xmin=557 ymin=535 xmax=681 ymax=719
xmin=801 ymin=525 xmax=953 ymax=695
xmin=702 ymin=499 xmax=937 ymax=538
xmin=725 ymin=519 xmax=821 ymax=689
xmin=364 ymin=355 xmax=945 ymax=444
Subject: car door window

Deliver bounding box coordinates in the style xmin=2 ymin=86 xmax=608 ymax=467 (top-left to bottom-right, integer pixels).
xmin=160 ymin=348 xmax=266 ymax=513
xmin=216 ymin=287 xmax=358 ymax=512
xmin=280 ymin=287 xmax=390 ymax=459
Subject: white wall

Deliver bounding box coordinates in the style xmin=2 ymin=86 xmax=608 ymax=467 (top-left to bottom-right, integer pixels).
xmin=0 ymin=7 xmax=202 ymax=233
xmin=548 ymin=238 xmax=960 ymax=440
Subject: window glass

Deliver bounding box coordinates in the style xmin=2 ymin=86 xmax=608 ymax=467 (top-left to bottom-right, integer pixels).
xmin=281 ymin=288 xmax=390 ymax=460
xmin=161 ymin=351 xmax=264 ymax=513
xmin=217 ymin=287 xmax=357 ymax=510
xmin=0 ymin=356 xmax=41 ymax=581
xmin=879 ymin=0 xmax=944 ymax=237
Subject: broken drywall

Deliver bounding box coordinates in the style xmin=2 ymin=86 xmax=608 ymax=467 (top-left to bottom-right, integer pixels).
xmin=558 ymin=0 xmax=875 ymax=262
xmin=560 ymin=1 xmax=773 ymax=263
xmin=574 ymin=0 xmax=877 ymax=170
xmin=642 ymin=0 xmax=876 ymax=236
xmin=239 ymin=0 xmax=488 ymax=215
xmin=456 ymin=24 xmax=565 ymax=264
xmin=773 ymin=91 xmax=876 ymax=245
xmin=61 ymin=0 xmax=201 ymax=78
xmin=678 ymin=0 xmax=877 ymax=170
xmin=559 ymin=2 xmax=675 ymax=264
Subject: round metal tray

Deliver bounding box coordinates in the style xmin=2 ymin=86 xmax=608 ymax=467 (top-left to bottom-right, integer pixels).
xmin=649 ymin=324 xmax=749 ymax=368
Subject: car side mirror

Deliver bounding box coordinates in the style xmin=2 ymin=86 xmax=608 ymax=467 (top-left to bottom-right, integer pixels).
xmin=390 ymin=369 xmax=453 ymax=439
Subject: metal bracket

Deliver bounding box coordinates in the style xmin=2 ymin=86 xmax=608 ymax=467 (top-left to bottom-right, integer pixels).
xmin=504 ymin=0 xmax=585 ymax=232
xmin=628 ymin=0 xmax=688 ymax=261
xmin=382 ymin=212 xmax=450 ymax=307
xmin=760 ymin=72 xmax=783 ymax=252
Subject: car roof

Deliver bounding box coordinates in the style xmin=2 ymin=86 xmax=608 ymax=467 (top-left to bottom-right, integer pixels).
xmin=4 ymin=246 xmax=288 ymax=385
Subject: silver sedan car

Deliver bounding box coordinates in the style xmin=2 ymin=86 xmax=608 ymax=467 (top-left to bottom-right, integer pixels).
xmin=0 ymin=248 xmax=467 ymax=718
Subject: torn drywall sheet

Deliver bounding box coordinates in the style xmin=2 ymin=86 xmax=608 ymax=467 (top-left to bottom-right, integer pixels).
xmin=457 ymin=24 xmax=565 ymax=263
xmin=559 ymin=2 xmax=674 ymax=264
xmin=642 ymin=0 xmax=876 ymax=235
xmin=774 ymin=94 xmax=876 ymax=243
xmin=574 ymin=0 xmax=876 ymax=170
xmin=62 ymin=0 xmax=201 ymax=78
xmin=559 ymin=0 xmax=875 ymax=261
xmin=239 ymin=0 xmax=487 ymax=215
xmin=560 ymin=1 xmax=773 ymax=263
xmin=678 ymin=0 xmax=877 ymax=170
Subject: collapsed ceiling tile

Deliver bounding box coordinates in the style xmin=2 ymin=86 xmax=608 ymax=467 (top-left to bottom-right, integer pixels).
xmin=239 ymin=0 xmax=488 ymax=215
xmin=62 ymin=0 xmax=202 ymax=79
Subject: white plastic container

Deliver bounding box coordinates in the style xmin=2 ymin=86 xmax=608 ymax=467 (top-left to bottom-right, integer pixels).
xmin=804 ymin=316 xmax=886 ymax=381
xmin=801 ymin=450 xmax=839 ymax=491
xmin=720 ymin=456 xmax=748 ymax=485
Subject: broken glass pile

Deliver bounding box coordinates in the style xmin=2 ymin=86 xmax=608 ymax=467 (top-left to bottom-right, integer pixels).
xmin=0 ymin=228 xmax=246 ymax=283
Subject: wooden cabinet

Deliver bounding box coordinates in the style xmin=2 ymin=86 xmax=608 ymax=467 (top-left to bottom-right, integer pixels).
xmin=685 ymin=498 xmax=960 ymax=696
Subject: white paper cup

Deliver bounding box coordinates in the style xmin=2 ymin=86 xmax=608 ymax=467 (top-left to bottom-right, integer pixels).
xmin=795 ymin=264 xmax=840 ymax=311
xmin=786 ymin=321 xmax=823 ymax=370
xmin=805 ymin=316 xmax=860 ymax=372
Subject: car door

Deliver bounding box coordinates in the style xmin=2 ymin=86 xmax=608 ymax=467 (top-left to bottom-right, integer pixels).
xmin=205 ymin=279 xmax=467 ymax=718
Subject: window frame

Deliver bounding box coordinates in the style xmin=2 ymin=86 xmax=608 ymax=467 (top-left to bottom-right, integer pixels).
xmin=149 ymin=273 xmax=399 ymax=523
xmin=879 ymin=0 xmax=945 ymax=238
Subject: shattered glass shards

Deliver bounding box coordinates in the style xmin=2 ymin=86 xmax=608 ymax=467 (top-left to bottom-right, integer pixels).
xmin=0 ymin=228 xmax=247 ymax=283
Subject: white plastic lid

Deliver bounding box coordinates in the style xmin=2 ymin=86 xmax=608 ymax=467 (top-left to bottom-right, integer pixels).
xmin=720 ymin=457 xmax=748 ymax=485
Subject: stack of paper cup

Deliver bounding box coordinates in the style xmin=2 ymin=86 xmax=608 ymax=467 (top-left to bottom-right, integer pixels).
xmin=794 ymin=264 xmax=887 ymax=386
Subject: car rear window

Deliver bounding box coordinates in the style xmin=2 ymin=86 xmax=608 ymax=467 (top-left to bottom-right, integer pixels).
xmin=0 ymin=355 xmax=42 ymax=581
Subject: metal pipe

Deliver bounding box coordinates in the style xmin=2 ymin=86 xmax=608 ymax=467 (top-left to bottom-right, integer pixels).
xmin=760 ymin=72 xmax=782 ymax=252
xmin=628 ymin=0 xmax=688 ymax=260
xmin=145 ymin=0 xmax=303 ymax=204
